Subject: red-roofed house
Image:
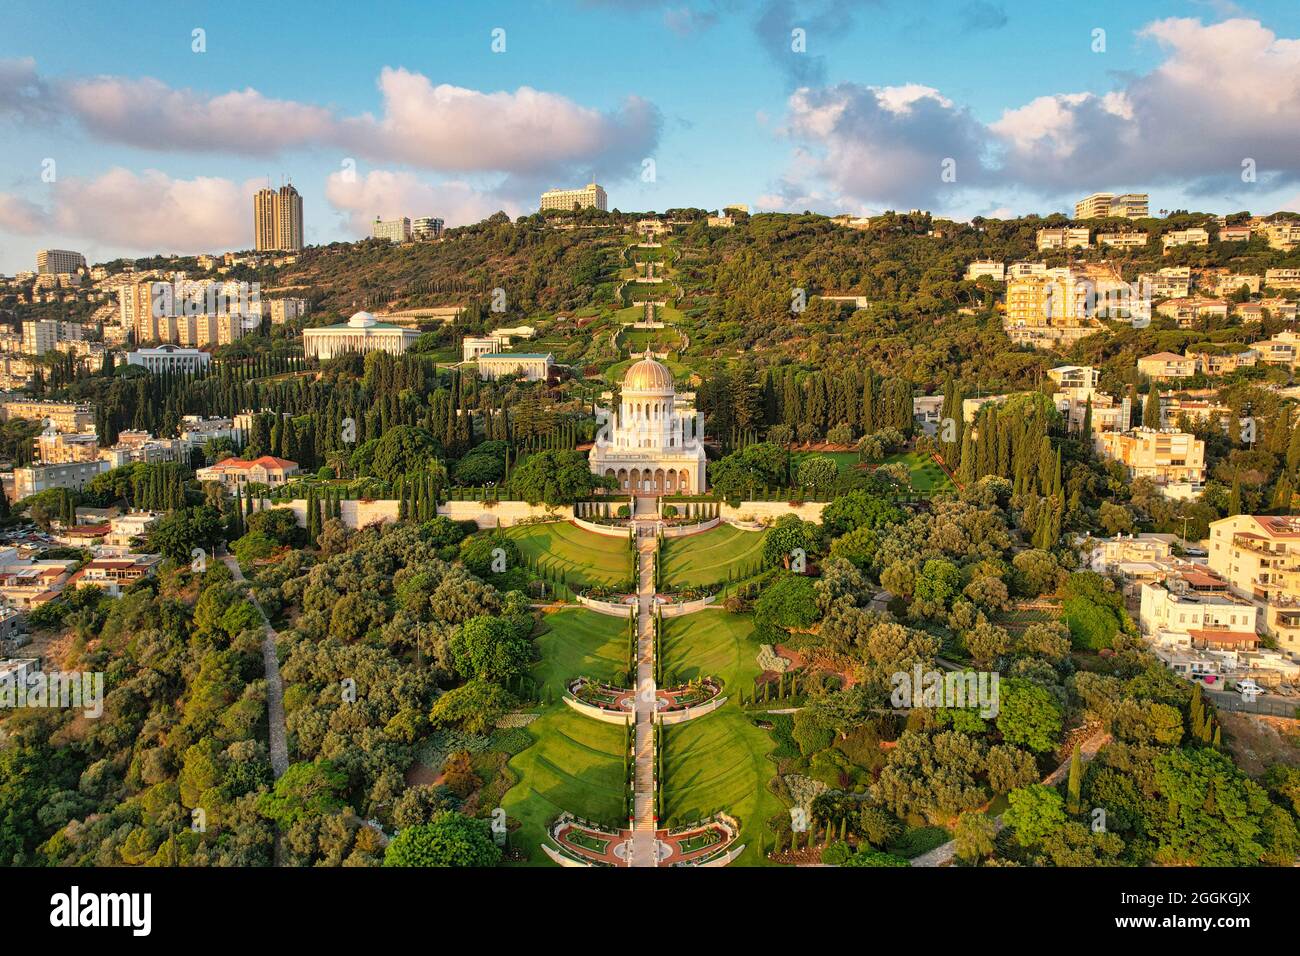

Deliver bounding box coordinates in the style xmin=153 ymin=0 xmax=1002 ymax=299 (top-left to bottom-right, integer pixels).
xmin=197 ymin=455 xmax=299 ymax=491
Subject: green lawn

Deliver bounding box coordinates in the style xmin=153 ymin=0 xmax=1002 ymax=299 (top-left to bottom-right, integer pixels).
xmin=791 ymin=450 xmax=862 ymax=477
xmin=880 ymin=451 xmax=954 ymax=492
xmin=616 ymin=326 xmax=684 ymax=355
xmin=531 ymin=607 xmax=630 ymax=699
xmin=504 ymin=521 xmax=633 ymax=591
xmin=660 ymin=612 xmax=781 ymax=865
xmin=500 ymin=608 xmax=632 ymax=864
xmin=660 ymin=525 xmax=767 ymax=589
xmin=611 ymin=303 xmax=685 ymax=324
xmin=661 ymin=611 xmax=756 ymax=690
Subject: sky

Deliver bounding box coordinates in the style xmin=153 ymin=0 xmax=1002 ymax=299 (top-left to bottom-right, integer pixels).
xmin=3 ymin=0 xmax=1300 ymax=272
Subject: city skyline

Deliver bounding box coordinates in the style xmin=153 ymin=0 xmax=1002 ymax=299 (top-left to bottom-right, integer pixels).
xmin=3 ymin=0 xmax=1300 ymax=274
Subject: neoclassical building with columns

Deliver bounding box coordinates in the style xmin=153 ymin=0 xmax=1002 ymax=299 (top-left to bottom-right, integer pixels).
xmin=589 ymin=351 xmax=707 ymax=495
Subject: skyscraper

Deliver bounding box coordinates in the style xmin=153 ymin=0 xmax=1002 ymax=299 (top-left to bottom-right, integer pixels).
xmin=253 ymin=189 xmax=277 ymax=251
xmin=253 ymin=183 xmax=304 ymax=251
xmin=276 ymin=184 xmax=303 ymax=251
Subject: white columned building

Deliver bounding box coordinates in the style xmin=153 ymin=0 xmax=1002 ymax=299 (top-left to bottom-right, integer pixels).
xmin=302 ymin=310 xmax=420 ymax=360
xmin=589 ymin=351 xmax=707 ymax=495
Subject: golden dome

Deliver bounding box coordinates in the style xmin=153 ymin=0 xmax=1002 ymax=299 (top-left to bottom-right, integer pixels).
xmin=622 ymin=350 xmax=674 ymax=391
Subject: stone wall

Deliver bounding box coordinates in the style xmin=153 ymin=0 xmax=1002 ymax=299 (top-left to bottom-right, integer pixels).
xmin=721 ymin=500 xmax=828 ymax=525
xmin=252 ymin=497 xmax=571 ymax=530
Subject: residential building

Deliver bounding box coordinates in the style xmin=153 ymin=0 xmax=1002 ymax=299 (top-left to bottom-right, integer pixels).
xmin=1047 ymin=364 xmax=1101 ymax=392
xmin=11 ymin=459 xmax=109 ymax=500
xmin=1220 ymin=223 xmax=1253 ymax=243
xmin=1141 ymin=267 xmax=1191 ymax=299
xmin=1087 ymin=532 xmax=1175 ymax=575
xmin=1160 ymin=395 xmax=1232 ymax=430
xmin=912 ymin=396 xmax=945 ymax=436
xmin=1264 ymin=268 xmax=1300 ymax=290
xmin=1207 ymin=514 xmax=1300 ymax=655
xmin=303 ymin=311 xmax=421 ymax=360
xmin=1075 ymin=192 xmax=1149 ymax=219
xmin=36 ymin=249 xmax=86 ymax=275
xmin=830 ymin=214 xmax=872 ymax=230
xmin=475 ymin=352 xmax=554 ymax=382
xmin=1155 ymin=297 xmax=1229 ymax=326
xmin=1139 ymin=572 xmax=1258 ymax=649
xmin=1006 ymin=261 xmax=1047 ymax=279
xmin=0 ymin=555 xmax=77 ymax=608
xmin=540 ymin=183 xmax=608 ymax=212
xmin=961 ymin=394 xmax=1009 ymax=423
xmin=372 ymin=217 xmax=412 ymax=243
xmin=1035 ymin=227 xmax=1090 ymax=250
xmin=1183 ymin=347 xmax=1256 ymax=377
xmin=196 ymin=455 xmax=299 ymax=490
xmin=1263 ymin=221 xmax=1300 ymax=251
xmin=1255 ymin=331 xmax=1300 ymax=368
xmin=254 ymin=183 xmax=304 ymax=252
xmin=705 ymin=215 xmax=735 ymax=228
xmin=964 ymin=260 xmax=1004 ymax=281
xmin=1095 ymin=427 xmax=1206 ymax=496
xmin=66 ymin=554 xmax=162 ymax=597
xmin=1212 ymin=273 xmax=1261 ymax=296
xmin=412 ymin=217 xmax=444 ymax=240
xmin=126 ymin=345 xmax=211 ymax=375
xmin=0 ymin=400 xmax=95 ymax=433
xmin=105 ymin=511 xmax=163 ymax=551
xmin=1096 ymin=231 xmax=1148 ymax=248
xmin=1137 ymin=351 xmax=1197 ymax=380
xmin=1162 ymin=227 xmax=1210 ymax=249
xmin=268 ymin=298 xmax=308 ymax=325
xmin=34 ymin=429 xmax=100 ymax=464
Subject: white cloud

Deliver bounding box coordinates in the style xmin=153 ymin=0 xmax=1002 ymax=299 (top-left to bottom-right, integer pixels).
xmin=991 ymin=17 xmax=1300 ymax=191
xmin=3 ymin=62 xmax=660 ymax=180
xmin=779 ymin=82 xmax=989 ymax=209
xmin=0 ymin=168 xmax=254 ymax=254
xmin=63 ymin=77 xmax=335 ymax=155
xmin=325 ymin=169 xmax=518 ymax=236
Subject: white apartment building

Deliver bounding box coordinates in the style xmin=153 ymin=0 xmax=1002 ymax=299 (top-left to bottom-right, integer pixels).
xmin=269 ymin=298 xmax=308 ymax=325
xmin=1095 ymin=427 xmax=1206 ymax=498
xmin=0 ymin=400 xmax=95 ymax=433
xmin=1006 ymin=261 xmax=1048 ymax=279
xmin=1264 ymin=268 xmax=1300 ymax=290
xmin=11 ymin=459 xmax=109 ymax=501
xmin=1096 ymin=232 xmax=1148 ymax=248
xmin=539 ymin=183 xmax=608 ymax=212
xmin=1075 ymin=193 xmax=1149 ymax=219
xmin=1162 ymin=227 xmax=1210 ymax=249
xmin=1208 ymin=515 xmax=1300 ymax=655
xmin=372 ymin=217 xmax=412 ymax=243
xmin=1139 ymin=574 xmax=1258 ymax=649
xmin=1036 ymin=227 xmax=1090 ymax=250
xmin=36 ymin=249 xmax=86 ymax=274
xmin=412 ymin=217 xmax=444 ymax=240
xmin=964 ymin=260 xmax=1005 ymax=281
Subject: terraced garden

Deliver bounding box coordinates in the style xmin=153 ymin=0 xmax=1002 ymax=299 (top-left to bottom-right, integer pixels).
xmin=659 ymin=612 xmax=780 ymax=865
xmin=660 ymin=524 xmax=767 ymax=589
xmin=500 ymin=608 xmax=632 ymax=863
xmin=504 ymin=521 xmax=632 ymax=591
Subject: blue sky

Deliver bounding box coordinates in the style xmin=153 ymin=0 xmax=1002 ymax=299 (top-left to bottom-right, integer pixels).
xmin=3 ymin=0 xmax=1300 ymax=271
